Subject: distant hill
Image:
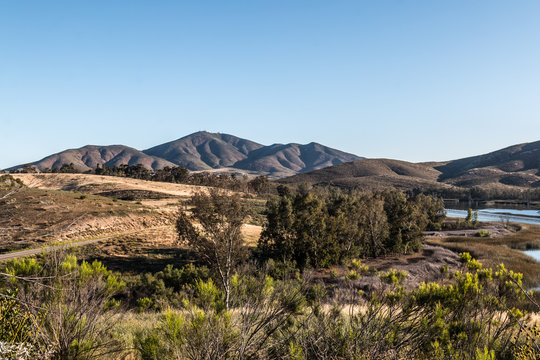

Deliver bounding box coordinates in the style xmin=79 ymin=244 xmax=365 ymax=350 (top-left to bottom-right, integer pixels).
xmin=434 ymin=141 xmax=540 ymax=188
xmin=10 ymin=133 xmax=538 ymax=188
xmin=279 ymin=158 xmax=448 ymax=191
xmin=143 ymin=131 xmax=264 ymax=170
xmin=233 ymin=142 xmax=361 ymax=177
xmin=8 ymin=131 xmax=363 ymax=177
xmin=11 ymin=145 xmax=176 ymax=172
xmin=280 ymin=141 xmax=540 ymax=191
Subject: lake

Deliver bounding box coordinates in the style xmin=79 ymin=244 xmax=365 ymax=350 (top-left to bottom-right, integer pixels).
xmin=445 ymin=208 xmax=540 ymax=226
xmin=524 ymin=250 xmax=540 ymax=262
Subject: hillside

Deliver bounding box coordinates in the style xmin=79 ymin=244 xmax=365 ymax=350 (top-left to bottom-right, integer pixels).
xmin=12 ymin=145 xmax=176 ymax=172
xmin=435 ymin=141 xmax=540 ymax=188
xmin=11 ymin=173 xmax=208 ymax=198
xmin=279 ymin=158 xmax=449 ymax=191
xmin=280 ymin=141 xmax=540 ymax=191
xmin=233 ymin=142 xmax=362 ymax=177
xmin=143 ymin=131 xmax=264 ymax=170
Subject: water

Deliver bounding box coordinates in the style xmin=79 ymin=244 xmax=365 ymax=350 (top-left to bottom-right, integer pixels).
xmin=445 ymin=208 xmax=540 ymax=226
xmin=524 ymin=250 xmax=540 ymax=262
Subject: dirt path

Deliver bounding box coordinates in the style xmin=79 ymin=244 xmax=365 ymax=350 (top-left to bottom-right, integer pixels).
xmin=0 ymin=226 xmax=170 ymax=262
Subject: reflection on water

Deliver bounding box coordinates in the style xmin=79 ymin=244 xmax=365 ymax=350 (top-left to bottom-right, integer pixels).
xmin=445 ymin=208 xmax=540 ymax=226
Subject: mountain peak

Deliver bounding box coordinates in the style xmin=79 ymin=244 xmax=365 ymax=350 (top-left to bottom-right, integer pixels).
xmin=8 ymin=132 xmax=363 ymax=177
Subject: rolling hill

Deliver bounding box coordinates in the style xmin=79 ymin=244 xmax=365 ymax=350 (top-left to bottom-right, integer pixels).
xmin=280 ymin=141 xmax=540 ymax=191
xmin=10 ymin=145 xmax=177 ymax=172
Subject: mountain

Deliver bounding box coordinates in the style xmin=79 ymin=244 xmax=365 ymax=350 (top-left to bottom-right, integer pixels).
xmin=143 ymin=131 xmax=264 ymax=170
xmin=280 ymin=141 xmax=540 ymax=190
xmin=434 ymin=141 xmax=540 ymax=187
xmin=8 ymin=131 xmax=362 ymax=177
xmin=233 ymin=142 xmax=362 ymax=177
xmin=12 ymin=145 xmax=176 ymax=172
xmin=142 ymin=131 xmax=362 ymax=176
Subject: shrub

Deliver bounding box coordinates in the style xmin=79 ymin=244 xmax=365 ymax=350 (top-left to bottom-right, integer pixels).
xmin=476 ymin=230 xmax=491 ymax=238
xmin=3 ymin=253 xmax=125 ymax=359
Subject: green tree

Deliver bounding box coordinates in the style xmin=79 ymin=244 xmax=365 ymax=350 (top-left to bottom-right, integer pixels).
xmin=176 ymin=189 xmax=250 ymax=309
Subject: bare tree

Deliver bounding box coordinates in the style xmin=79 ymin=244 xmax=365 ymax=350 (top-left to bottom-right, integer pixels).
xmin=177 ymin=189 xmax=249 ymax=309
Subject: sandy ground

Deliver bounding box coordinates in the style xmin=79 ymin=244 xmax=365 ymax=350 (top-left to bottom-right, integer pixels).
xmin=12 ymin=173 xmax=209 ymax=198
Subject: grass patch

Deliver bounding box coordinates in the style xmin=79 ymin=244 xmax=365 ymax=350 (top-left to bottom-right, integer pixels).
xmin=426 ymin=224 xmax=540 ymax=288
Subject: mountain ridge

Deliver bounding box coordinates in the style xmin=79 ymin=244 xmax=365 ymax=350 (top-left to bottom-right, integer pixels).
xmin=9 ymin=131 xmax=363 ymax=177
xmin=8 ymin=133 xmax=539 ymax=189
xmin=279 ymin=140 xmax=540 ymax=190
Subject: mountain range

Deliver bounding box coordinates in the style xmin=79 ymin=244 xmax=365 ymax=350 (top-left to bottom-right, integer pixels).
xmin=8 ymin=133 xmax=539 ymax=190
xmin=10 ymin=131 xmax=362 ymax=178
xmin=279 ymin=141 xmax=540 ymax=190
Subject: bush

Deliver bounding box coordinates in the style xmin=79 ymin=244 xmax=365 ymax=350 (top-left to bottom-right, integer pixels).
xmin=3 ymin=253 xmax=125 ymax=359
xmin=476 ymin=230 xmax=492 ymax=238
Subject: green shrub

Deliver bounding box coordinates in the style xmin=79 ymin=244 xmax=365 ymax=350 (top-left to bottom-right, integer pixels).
xmin=475 ymin=230 xmax=491 ymax=238
xmin=136 ymin=297 xmax=154 ymax=313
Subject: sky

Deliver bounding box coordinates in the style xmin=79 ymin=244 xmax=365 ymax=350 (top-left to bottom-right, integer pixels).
xmin=1 ymin=1 xmax=540 ymax=169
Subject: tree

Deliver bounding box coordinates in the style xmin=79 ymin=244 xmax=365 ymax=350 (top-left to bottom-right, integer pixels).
xmin=248 ymin=175 xmax=269 ymax=195
xmin=360 ymin=197 xmax=389 ymax=258
xmin=176 ymin=189 xmax=250 ymax=309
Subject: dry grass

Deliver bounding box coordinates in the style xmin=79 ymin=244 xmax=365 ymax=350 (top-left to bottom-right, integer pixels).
xmin=426 ymin=224 xmax=540 ymax=288
xmin=12 ymin=173 xmax=208 ymax=198
xmin=242 ymin=224 xmax=262 ymax=247
xmin=0 ymin=185 xmax=177 ymax=253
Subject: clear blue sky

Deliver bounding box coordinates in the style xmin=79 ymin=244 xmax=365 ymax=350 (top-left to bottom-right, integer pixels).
xmin=1 ymin=1 xmax=539 ymax=169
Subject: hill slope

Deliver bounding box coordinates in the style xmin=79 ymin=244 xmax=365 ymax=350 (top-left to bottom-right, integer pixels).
xmin=13 ymin=145 xmax=176 ymax=172
xmin=279 ymin=158 xmax=447 ymax=190
xmin=280 ymin=141 xmax=540 ymax=191
xmin=435 ymin=141 xmax=540 ymax=187
xmin=233 ymin=142 xmax=362 ymax=177
xmin=143 ymin=131 xmax=264 ymax=170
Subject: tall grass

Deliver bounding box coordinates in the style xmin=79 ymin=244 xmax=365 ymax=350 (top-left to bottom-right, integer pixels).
xmin=427 ymin=224 xmax=540 ymax=288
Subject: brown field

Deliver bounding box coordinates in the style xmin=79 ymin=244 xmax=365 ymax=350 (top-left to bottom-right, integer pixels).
xmin=12 ymin=173 xmax=208 ymax=198
xmin=0 ymin=185 xmax=178 ymax=253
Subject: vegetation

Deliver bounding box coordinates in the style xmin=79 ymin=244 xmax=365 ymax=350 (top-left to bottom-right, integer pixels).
xmin=2 ymin=178 xmax=540 ymax=359
xmin=1 ymin=253 xmax=125 ymax=359
xmin=2 ymin=250 xmax=537 ymax=359
xmin=176 ymin=189 xmax=250 ymax=309
xmin=427 ymin=224 xmax=540 ymax=288
xmin=257 ymin=187 xmax=445 ymax=269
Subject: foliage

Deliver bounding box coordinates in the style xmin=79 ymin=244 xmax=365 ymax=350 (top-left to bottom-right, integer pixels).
xmin=0 ymin=289 xmax=37 ymax=355
xmin=177 ymin=189 xmax=250 ymax=308
xmin=135 ymin=273 xmax=306 ymax=360
xmin=258 ymin=188 xmax=444 ymax=269
xmin=1 ymin=252 xmax=125 ymax=359
xmin=282 ymin=255 xmax=531 ymax=360
xmin=476 ymin=229 xmax=492 ymax=238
